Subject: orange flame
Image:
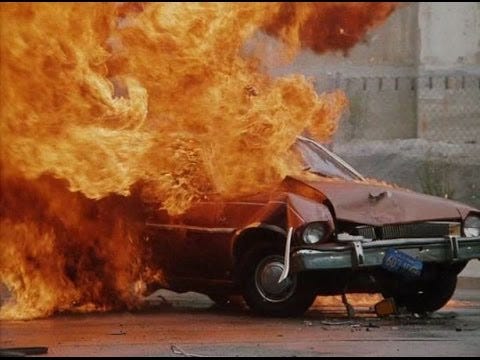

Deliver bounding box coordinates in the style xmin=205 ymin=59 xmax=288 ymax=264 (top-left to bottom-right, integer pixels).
xmin=0 ymin=3 xmax=396 ymax=319
xmin=263 ymin=2 xmax=397 ymax=55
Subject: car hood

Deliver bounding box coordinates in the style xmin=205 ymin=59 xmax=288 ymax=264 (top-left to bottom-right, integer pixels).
xmin=285 ymin=176 xmax=477 ymax=226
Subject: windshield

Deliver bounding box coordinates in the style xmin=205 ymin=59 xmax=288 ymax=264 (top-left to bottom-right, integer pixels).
xmin=294 ymin=136 xmax=365 ymax=181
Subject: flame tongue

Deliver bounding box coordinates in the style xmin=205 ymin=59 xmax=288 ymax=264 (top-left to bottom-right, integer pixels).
xmin=0 ymin=173 xmax=149 ymax=319
xmin=263 ymin=2 xmax=397 ymax=54
xmin=109 ymin=2 xmax=351 ymax=210
xmin=0 ymin=3 xmax=395 ymax=319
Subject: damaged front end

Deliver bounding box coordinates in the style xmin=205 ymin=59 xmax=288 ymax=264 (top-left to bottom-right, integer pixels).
xmin=275 ymin=174 xmax=480 ymax=314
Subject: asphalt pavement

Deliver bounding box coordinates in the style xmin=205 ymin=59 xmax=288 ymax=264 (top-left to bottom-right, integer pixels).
xmin=1 ymin=287 xmax=479 ymax=357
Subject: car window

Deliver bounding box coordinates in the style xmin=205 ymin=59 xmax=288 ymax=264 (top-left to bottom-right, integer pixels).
xmin=294 ymin=136 xmax=364 ymax=181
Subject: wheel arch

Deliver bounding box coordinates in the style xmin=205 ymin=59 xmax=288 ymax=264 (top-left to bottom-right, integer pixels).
xmin=232 ymin=223 xmax=286 ymax=268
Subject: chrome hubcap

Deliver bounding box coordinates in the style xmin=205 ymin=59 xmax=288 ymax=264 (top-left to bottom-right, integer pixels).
xmin=255 ymin=255 xmax=297 ymax=303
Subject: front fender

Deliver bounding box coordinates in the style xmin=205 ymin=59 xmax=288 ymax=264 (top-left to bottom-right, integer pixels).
xmin=232 ymin=194 xmax=334 ymax=260
xmin=285 ymin=193 xmax=334 ymax=230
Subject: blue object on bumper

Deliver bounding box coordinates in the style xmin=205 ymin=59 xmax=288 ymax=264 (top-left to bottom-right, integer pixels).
xmin=381 ymin=248 xmax=423 ymax=278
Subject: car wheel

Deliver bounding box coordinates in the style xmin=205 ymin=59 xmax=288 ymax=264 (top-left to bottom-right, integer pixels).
xmin=240 ymin=244 xmax=316 ymax=317
xmin=383 ymin=272 xmax=457 ymax=314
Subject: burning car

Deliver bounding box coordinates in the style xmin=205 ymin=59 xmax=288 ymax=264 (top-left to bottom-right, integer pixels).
xmin=144 ymin=135 xmax=480 ymax=316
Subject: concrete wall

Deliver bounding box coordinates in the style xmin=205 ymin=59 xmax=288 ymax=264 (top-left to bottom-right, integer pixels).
xmin=417 ymin=75 xmax=480 ymax=143
xmin=271 ymin=3 xmax=419 ymax=78
xmin=418 ymin=3 xmax=480 ymax=73
xmin=309 ymin=3 xmax=480 ymax=146
xmin=415 ymin=4 xmax=480 ymax=152
xmin=272 ymin=3 xmax=480 ymax=78
xmin=327 ymin=77 xmax=417 ymax=142
xmin=274 ymin=4 xmax=480 ymax=147
xmin=325 ymin=73 xmax=480 ymax=145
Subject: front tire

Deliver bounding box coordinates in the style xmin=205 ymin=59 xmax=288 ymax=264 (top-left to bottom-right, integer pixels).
xmin=383 ymin=272 xmax=457 ymax=314
xmin=240 ymin=244 xmax=316 ymax=317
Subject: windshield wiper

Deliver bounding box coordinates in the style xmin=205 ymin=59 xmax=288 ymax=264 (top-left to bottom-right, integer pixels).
xmin=303 ymin=167 xmax=333 ymax=179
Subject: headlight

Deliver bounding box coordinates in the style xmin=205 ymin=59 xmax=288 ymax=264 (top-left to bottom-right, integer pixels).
xmin=302 ymin=223 xmax=326 ymax=244
xmin=464 ymin=215 xmax=480 ymax=237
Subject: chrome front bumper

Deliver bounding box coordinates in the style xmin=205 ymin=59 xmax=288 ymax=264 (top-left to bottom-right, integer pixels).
xmin=290 ymin=235 xmax=480 ymax=273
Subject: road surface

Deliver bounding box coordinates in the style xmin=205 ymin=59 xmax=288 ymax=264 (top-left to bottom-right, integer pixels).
xmin=1 ymin=289 xmax=479 ymax=357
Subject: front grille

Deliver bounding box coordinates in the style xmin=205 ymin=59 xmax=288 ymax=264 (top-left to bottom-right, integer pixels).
xmin=356 ymin=225 xmax=376 ymax=239
xmin=356 ymin=222 xmax=460 ymax=240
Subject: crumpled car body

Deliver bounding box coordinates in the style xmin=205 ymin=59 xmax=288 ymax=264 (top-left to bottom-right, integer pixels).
xmin=144 ymin=136 xmax=480 ymax=316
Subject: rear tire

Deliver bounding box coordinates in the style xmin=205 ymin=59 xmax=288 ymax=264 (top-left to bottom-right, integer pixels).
xmin=240 ymin=243 xmax=316 ymax=317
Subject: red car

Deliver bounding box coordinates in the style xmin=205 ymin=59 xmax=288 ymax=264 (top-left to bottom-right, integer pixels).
xmin=143 ymin=135 xmax=480 ymax=316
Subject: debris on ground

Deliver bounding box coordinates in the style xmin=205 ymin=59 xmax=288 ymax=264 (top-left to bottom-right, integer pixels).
xmin=428 ymin=312 xmax=457 ymax=319
xmin=108 ymin=330 xmax=127 ymax=335
xmin=0 ymin=347 xmax=48 ymax=357
xmin=454 ymin=326 xmax=478 ymax=332
xmin=350 ymin=324 xmax=361 ymax=332
xmin=374 ymin=297 xmax=397 ymax=317
xmin=145 ymin=294 xmax=173 ymax=308
xmin=341 ymin=293 xmax=355 ymax=318
xmin=320 ymin=320 xmax=354 ymax=326
xmin=170 ymin=344 xmax=205 ymax=357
